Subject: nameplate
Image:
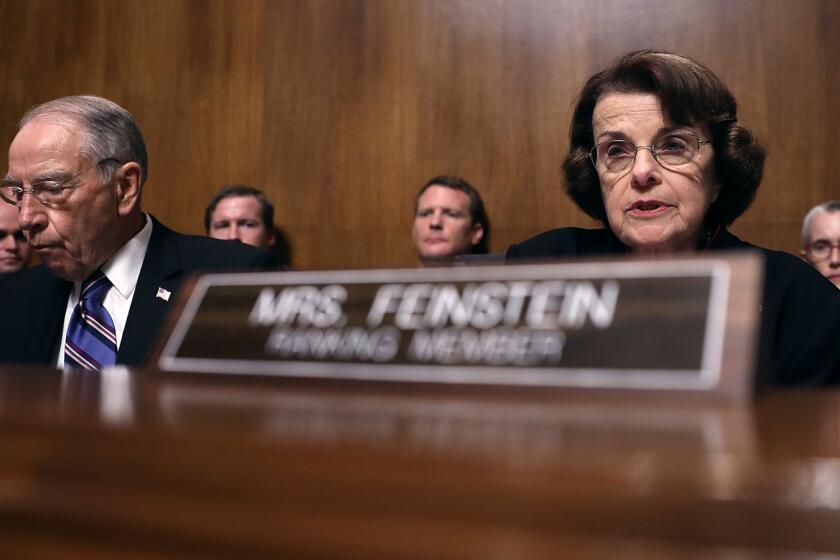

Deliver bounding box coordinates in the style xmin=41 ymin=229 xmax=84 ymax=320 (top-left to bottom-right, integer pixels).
xmin=157 ymin=253 xmax=762 ymax=395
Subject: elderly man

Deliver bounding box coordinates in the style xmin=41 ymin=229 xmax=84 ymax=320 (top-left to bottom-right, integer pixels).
xmin=802 ymin=200 xmax=840 ymax=288
xmin=0 ymin=201 xmax=31 ymax=274
xmin=412 ymin=176 xmax=490 ymax=266
xmin=205 ymin=185 xmax=276 ymax=248
xmin=0 ymin=95 xmax=273 ymax=369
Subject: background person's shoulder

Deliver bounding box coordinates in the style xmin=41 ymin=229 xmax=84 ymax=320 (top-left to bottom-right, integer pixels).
xmin=182 ymin=234 xmax=277 ymax=270
xmin=506 ymin=227 xmax=613 ymax=260
xmin=149 ymin=217 xmax=277 ymax=271
xmin=756 ymin=245 xmax=838 ymax=296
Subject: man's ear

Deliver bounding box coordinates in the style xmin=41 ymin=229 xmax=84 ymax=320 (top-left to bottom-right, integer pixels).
xmin=114 ymin=162 xmax=143 ymax=215
xmin=470 ymin=223 xmax=484 ymax=246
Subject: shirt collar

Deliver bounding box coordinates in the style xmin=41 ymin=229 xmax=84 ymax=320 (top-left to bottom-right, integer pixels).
xmin=99 ymin=214 xmax=153 ymax=299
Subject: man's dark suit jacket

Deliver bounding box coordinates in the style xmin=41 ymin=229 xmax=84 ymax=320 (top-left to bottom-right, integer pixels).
xmin=0 ymin=216 xmax=275 ymax=367
xmin=507 ymin=227 xmax=840 ymax=391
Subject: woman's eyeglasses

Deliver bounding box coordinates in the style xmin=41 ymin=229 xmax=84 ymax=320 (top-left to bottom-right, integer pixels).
xmin=590 ymin=131 xmax=711 ymax=174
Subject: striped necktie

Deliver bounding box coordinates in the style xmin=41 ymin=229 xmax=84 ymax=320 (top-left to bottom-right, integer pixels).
xmin=64 ymin=271 xmax=117 ymax=371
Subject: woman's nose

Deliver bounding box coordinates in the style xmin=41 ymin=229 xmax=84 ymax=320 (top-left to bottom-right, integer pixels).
xmin=629 ymin=147 xmax=661 ymax=189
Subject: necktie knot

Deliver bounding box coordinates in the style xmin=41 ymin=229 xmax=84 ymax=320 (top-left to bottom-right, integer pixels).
xmin=64 ymin=270 xmax=117 ymax=371
xmin=81 ymin=271 xmax=112 ymax=304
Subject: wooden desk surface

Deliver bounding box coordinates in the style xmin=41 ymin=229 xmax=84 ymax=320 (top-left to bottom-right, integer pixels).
xmin=0 ymin=365 xmax=838 ymax=559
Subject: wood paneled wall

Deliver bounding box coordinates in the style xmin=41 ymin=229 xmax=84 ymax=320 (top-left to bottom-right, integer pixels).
xmin=1 ymin=0 xmax=838 ymax=268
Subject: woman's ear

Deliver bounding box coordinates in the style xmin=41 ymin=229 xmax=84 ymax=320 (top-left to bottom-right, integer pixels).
xmin=711 ymin=182 xmax=722 ymax=204
xmin=470 ymin=223 xmax=485 ymax=246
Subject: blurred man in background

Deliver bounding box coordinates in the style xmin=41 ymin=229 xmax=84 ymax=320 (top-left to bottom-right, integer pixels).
xmin=801 ymin=201 xmax=840 ymax=288
xmin=0 ymin=202 xmax=31 ymax=273
xmin=412 ymin=176 xmax=489 ymax=266
xmin=205 ymin=185 xmax=276 ymax=249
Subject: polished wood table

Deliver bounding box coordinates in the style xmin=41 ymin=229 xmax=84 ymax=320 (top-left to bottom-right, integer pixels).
xmin=0 ymin=365 xmax=838 ymax=559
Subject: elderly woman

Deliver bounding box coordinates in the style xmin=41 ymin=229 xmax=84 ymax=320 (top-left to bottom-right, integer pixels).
xmin=507 ymin=50 xmax=840 ymax=389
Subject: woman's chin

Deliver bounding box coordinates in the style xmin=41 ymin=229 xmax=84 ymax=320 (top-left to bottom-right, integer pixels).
xmin=615 ymin=219 xmax=702 ymax=254
xmin=621 ymin=231 xmax=693 ymax=254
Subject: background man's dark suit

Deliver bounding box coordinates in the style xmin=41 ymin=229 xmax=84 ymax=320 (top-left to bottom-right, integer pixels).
xmin=0 ymin=217 xmax=274 ymax=367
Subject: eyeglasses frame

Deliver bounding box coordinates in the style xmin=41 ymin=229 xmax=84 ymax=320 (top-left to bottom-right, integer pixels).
xmin=804 ymin=240 xmax=840 ymax=262
xmin=1 ymin=158 xmax=122 ymax=207
xmin=589 ymin=131 xmax=712 ymax=174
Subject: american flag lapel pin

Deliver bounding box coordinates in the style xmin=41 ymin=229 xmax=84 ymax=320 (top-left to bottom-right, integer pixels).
xmin=156 ymin=287 xmax=171 ymax=301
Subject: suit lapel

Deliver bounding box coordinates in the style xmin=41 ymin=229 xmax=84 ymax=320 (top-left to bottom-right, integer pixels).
xmin=118 ymin=217 xmax=183 ymax=366
xmin=33 ymin=273 xmax=72 ymax=364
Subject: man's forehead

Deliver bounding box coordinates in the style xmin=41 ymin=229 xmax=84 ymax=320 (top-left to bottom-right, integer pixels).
xmin=418 ymin=185 xmax=470 ymax=209
xmin=810 ymin=211 xmax=840 ymax=238
xmin=8 ymin=118 xmax=86 ymax=172
xmin=214 ymin=195 xmax=263 ymax=217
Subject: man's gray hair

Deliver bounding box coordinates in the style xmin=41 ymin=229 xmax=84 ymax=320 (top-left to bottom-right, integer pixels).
xmin=802 ymin=200 xmax=840 ymax=245
xmin=20 ymin=95 xmax=148 ymax=186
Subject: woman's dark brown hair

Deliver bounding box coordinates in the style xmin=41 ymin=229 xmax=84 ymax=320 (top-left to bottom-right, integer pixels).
xmin=563 ymin=50 xmax=766 ymax=226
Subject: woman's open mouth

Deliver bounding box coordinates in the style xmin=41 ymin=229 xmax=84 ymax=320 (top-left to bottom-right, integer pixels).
xmin=628 ymin=200 xmax=672 ymax=217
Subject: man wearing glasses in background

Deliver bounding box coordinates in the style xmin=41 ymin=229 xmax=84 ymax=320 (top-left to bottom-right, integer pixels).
xmin=0 ymin=202 xmax=31 ymax=274
xmin=0 ymin=95 xmax=274 ymax=369
xmin=802 ymin=201 xmax=840 ymax=288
